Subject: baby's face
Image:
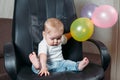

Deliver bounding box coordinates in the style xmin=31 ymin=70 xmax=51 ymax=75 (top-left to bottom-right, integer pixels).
xmin=43 ymin=30 xmax=63 ymax=46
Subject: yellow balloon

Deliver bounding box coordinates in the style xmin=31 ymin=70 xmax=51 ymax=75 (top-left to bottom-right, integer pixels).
xmin=70 ymin=18 xmax=94 ymax=42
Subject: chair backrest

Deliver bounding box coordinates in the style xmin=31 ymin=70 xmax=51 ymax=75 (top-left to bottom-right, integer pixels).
xmin=12 ymin=0 xmax=83 ymax=65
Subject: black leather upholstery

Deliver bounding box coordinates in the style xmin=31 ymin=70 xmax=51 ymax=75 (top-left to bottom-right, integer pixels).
xmin=4 ymin=0 xmax=110 ymax=80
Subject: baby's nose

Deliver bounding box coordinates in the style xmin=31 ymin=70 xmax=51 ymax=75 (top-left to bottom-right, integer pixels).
xmin=54 ymin=39 xmax=58 ymax=43
xmin=54 ymin=39 xmax=58 ymax=45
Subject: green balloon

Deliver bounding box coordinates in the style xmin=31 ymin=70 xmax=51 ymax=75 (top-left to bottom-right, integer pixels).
xmin=70 ymin=18 xmax=94 ymax=42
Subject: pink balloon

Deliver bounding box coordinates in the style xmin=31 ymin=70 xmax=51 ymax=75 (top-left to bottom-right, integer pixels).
xmin=92 ymin=5 xmax=118 ymax=28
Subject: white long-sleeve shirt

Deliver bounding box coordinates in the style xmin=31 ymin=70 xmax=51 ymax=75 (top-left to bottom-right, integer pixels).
xmin=38 ymin=35 xmax=67 ymax=63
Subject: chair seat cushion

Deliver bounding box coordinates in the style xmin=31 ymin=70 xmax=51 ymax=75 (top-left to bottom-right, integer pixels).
xmin=17 ymin=63 xmax=104 ymax=80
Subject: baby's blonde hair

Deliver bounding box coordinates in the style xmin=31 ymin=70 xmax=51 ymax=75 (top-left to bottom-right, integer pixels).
xmin=44 ymin=18 xmax=64 ymax=33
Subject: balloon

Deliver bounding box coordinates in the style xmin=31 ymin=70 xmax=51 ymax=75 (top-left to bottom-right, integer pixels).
xmin=70 ymin=18 xmax=94 ymax=42
xmin=80 ymin=3 xmax=98 ymax=18
xmin=92 ymin=5 xmax=118 ymax=28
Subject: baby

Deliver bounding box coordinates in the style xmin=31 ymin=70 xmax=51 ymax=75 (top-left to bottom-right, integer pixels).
xmin=29 ymin=18 xmax=89 ymax=76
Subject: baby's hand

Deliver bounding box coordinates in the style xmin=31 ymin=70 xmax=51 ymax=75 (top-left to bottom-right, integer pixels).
xmin=38 ymin=67 xmax=50 ymax=76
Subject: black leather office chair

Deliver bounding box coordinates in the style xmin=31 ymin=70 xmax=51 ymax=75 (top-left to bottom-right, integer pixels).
xmin=4 ymin=0 xmax=110 ymax=80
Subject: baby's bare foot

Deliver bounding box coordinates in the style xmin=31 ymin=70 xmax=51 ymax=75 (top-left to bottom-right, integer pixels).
xmin=29 ymin=52 xmax=40 ymax=69
xmin=78 ymin=57 xmax=89 ymax=71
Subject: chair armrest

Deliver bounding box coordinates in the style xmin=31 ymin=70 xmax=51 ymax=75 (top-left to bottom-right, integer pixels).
xmin=87 ymin=39 xmax=111 ymax=71
xmin=4 ymin=42 xmax=17 ymax=79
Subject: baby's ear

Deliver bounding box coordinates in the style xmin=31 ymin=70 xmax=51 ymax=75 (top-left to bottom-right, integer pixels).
xmin=42 ymin=31 xmax=45 ymax=37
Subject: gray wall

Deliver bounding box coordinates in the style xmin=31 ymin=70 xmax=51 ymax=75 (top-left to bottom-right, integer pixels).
xmin=0 ymin=0 xmax=14 ymax=18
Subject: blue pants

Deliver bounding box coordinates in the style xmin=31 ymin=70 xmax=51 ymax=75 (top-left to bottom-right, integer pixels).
xmin=32 ymin=60 xmax=80 ymax=74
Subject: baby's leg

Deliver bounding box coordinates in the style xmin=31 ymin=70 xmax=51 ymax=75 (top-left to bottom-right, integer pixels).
xmin=78 ymin=57 xmax=89 ymax=71
xmin=29 ymin=52 xmax=40 ymax=69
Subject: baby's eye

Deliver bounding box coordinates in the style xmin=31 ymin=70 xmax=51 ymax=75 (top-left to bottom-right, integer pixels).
xmin=51 ymin=38 xmax=54 ymax=40
xmin=57 ymin=37 xmax=61 ymax=40
xmin=56 ymin=36 xmax=62 ymax=40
